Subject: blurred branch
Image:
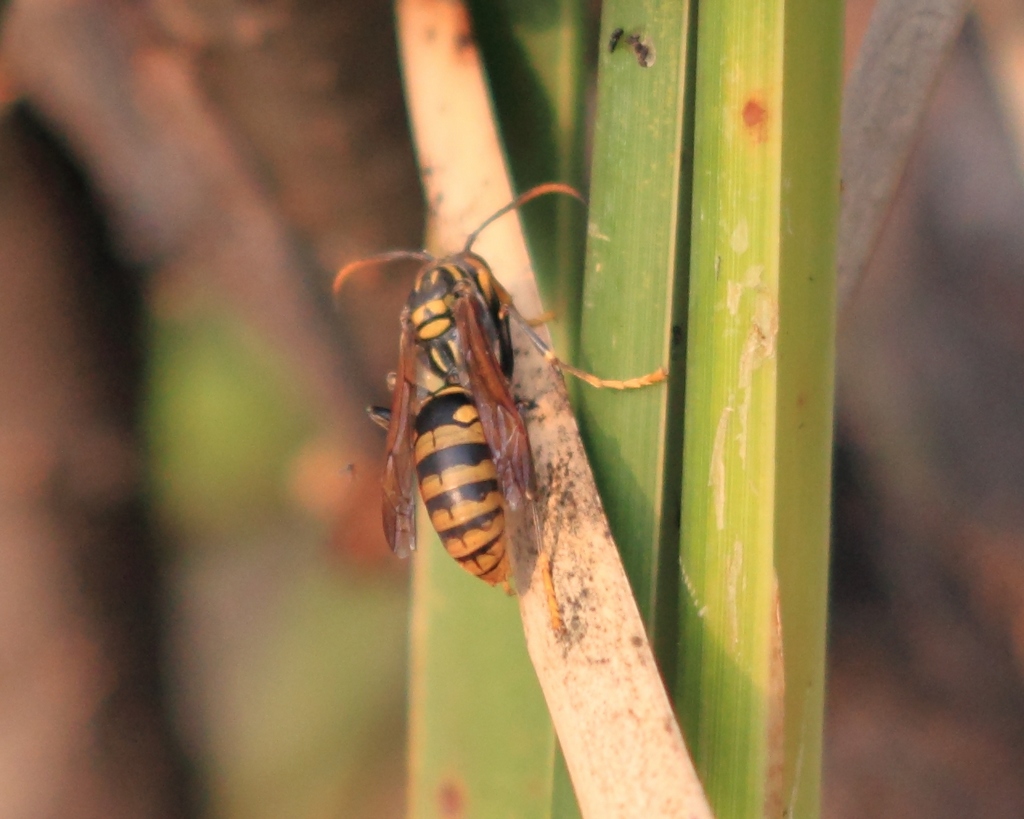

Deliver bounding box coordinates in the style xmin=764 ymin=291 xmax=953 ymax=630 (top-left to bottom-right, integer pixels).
xmin=838 ymin=0 xmax=969 ymax=313
xmin=0 ymin=104 xmax=196 ymax=819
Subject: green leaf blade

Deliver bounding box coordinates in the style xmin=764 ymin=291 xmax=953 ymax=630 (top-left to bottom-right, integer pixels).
xmin=580 ymin=0 xmax=698 ymax=654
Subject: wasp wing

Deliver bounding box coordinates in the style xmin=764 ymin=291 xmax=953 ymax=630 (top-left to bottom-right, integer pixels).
xmin=453 ymin=291 xmax=535 ymax=511
xmin=381 ymin=319 xmax=419 ymax=557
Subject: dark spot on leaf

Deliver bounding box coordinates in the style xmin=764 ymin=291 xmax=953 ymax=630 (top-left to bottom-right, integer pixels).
xmin=626 ymin=33 xmax=655 ymax=68
xmin=742 ymin=98 xmax=769 ymax=142
xmin=438 ymin=779 xmax=465 ymax=817
xmin=743 ymin=99 xmax=766 ymax=127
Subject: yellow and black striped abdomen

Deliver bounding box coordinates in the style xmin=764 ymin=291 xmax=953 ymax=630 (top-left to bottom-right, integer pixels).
xmin=413 ymin=388 xmax=509 ymax=586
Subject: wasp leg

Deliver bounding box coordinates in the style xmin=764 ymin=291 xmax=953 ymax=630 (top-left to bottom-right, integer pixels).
xmin=506 ymin=305 xmax=668 ymax=390
xmin=367 ymin=406 xmax=391 ymax=430
xmin=538 ymin=551 xmax=565 ymax=634
xmin=524 ymin=310 xmax=556 ymax=327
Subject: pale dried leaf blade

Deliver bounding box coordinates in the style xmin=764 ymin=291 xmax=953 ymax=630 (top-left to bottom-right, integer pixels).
xmin=395 ymin=1 xmax=713 ymax=817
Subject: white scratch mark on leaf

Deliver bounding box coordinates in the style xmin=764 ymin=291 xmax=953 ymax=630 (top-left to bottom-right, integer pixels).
xmin=710 ymin=406 xmax=733 ymax=531
xmin=728 ymin=265 xmax=765 ymax=318
xmin=743 ymin=264 xmax=764 ymax=287
xmin=726 ymin=539 xmax=743 ymax=650
xmin=736 ymin=290 xmax=779 ymax=465
xmin=681 ymin=566 xmax=705 ymax=616
xmin=730 ymin=219 xmax=749 ymax=254
xmin=727 ymin=281 xmax=743 ymax=315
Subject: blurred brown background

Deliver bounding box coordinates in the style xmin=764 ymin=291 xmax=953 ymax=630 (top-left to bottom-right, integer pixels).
xmin=828 ymin=3 xmax=1024 ymax=817
xmin=1 ymin=0 xmax=1023 ymax=816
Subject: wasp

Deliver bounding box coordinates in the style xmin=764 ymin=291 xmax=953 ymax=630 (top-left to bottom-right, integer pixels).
xmin=334 ymin=183 xmax=666 ymax=587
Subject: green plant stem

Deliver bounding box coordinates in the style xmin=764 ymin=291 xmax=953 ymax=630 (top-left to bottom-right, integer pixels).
xmin=675 ymin=1 xmax=841 ymax=817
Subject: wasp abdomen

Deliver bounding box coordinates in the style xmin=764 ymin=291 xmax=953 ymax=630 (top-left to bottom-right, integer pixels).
xmin=414 ymin=388 xmax=510 ymax=585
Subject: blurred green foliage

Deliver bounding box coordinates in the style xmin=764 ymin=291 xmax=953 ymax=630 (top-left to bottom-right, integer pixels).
xmin=147 ymin=310 xmax=409 ymax=818
xmin=148 ymin=311 xmax=315 ymax=537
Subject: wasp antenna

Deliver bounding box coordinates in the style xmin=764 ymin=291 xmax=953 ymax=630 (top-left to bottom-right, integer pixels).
xmin=333 ymin=250 xmax=434 ymax=296
xmin=463 ymin=182 xmax=587 ymax=253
